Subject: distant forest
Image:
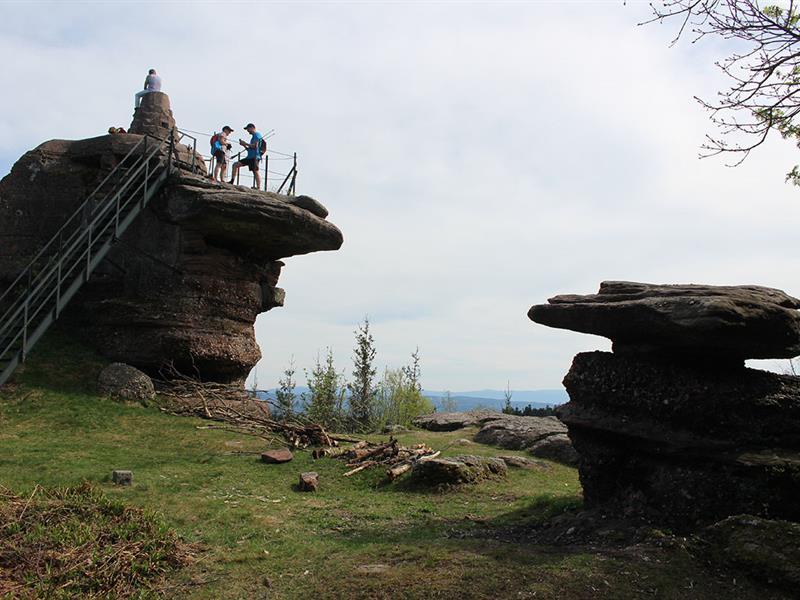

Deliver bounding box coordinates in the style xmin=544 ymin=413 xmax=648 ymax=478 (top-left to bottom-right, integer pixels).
xmin=502 ymin=404 xmax=558 ymax=417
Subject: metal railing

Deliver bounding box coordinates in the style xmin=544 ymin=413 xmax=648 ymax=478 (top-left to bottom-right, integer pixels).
xmin=0 ymin=129 xmax=176 ymax=386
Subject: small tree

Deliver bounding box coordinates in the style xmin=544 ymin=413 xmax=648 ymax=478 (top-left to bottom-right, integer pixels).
xmin=401 ymin=347 xmax=422 ymax=392
xmin=440 ymin=390 xmax=457 ymax=413
xmin=374 ymin=367 xmax=434 ymax=429
xmin=348 ymin=316 xmax=377 ymax=429
xmin=502 ymin=381 xmax=514 ymax=414
xmin=274 ymin=359 xmax=297 ymax=420
xmin=305 ymin=348 xmax=345 ymax=430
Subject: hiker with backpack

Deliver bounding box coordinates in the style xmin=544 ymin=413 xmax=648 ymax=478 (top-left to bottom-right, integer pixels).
xmin=229 ymin=123 xmax=265 ymax=189
xmin=210 ymin=126 xmax=233 ymax=182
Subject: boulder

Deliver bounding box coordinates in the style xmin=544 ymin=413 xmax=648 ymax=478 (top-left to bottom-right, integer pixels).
xmin=410 ymin=454 xmax=507 ymax=485
xmin=701 ymin=515 xmax=800 ymax=590
xmin=261 ymin=448 xmax=294 ymax=464
xmin=382 ymin=424 xmax=410 ymax=434
xmin=97 ymin=363 xmax=155 ymax=402
xmin=473 ymin=415 xmax=567 ymax=450
xmin=527 ymin=434 xmax=579 ymax=466
xmin=528 ymin=281 xmax=800 ymax=364
xmin=412 ymin=411 xmax=501 ymax=431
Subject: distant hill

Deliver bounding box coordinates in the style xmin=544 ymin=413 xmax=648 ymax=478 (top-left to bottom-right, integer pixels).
xmin=422 ymin=389 xmax=567 ymax=413
xmin=254 ymin=387 xmax=568 ymax=414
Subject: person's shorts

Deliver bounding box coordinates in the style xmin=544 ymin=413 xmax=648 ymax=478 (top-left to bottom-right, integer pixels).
xmin=237 ymin=157 xmax=259 ymax=172
xmin=213 ymin=149 xmax=226 ymax=164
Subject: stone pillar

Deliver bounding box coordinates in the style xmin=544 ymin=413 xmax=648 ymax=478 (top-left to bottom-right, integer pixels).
xmin=129 ymin=91 xmax=176 ymax=139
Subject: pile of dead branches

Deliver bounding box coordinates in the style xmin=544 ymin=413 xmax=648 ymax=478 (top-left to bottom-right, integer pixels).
xmin=314 ymin=439 xmax=440 ymax=480
xmin=155 ymin=367 xmax=345 ymax=448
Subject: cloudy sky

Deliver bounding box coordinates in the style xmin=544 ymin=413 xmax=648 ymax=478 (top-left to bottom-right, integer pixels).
xmin=2 ymin=1 xmax=799 ymax=392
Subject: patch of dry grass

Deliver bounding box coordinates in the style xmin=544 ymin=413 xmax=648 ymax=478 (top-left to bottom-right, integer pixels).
xmin=0 ymin=483 xmax=192 ymax=599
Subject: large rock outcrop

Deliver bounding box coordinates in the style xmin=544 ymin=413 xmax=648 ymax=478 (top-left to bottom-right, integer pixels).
xmin=0 ymin=94 xmax=343 ymax=383
xmin=529 ymin=281 xmax=800 ymax=529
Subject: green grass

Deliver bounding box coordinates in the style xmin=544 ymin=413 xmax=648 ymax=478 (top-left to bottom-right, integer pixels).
xmin=0 ymin=334 xmax=791 ymax=599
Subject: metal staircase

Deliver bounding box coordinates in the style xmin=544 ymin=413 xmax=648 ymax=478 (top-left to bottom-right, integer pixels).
xmin=0 ymin=130 xmax=177 ymax=386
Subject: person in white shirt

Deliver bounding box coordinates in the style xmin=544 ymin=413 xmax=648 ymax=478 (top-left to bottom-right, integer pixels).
xmin=134 ymin=69 xmax=162 ymax=108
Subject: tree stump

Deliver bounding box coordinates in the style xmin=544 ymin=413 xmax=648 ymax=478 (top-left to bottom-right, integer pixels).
xmin=299 ymin=472 xmax=319 ymax=492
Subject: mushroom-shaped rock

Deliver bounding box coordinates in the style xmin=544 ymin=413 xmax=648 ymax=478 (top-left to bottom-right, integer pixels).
xmin=529 ymin=281 xmax=800 ymax=364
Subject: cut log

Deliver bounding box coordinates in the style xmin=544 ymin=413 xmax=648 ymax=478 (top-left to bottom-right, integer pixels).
xmin=299 ymin=471 xmax=319 ymax=492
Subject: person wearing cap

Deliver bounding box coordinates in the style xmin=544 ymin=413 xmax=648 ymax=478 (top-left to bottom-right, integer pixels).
xmin=134 ymin=69 xmax=162 ymax=108
xmin=212 ymin=126 xmax=233 ymax=182
xmin=229 ymin=123 xmax=264 ymax=189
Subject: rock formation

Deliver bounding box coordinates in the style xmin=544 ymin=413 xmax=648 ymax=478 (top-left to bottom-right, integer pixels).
xmin=529 ymin=281 xmax=800 ymax=529
xmin=412 ymin=411 xmax=578 ymax=465
xmin=0 ymin=94 xmax=343 ymax=383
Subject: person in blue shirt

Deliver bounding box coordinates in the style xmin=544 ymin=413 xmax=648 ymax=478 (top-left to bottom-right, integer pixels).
xmin=229 ymin=123 xmax=264 ymax=189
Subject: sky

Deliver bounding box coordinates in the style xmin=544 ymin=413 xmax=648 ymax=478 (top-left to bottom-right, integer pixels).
xmin=2 ymin=1 xmax=799 ymax=392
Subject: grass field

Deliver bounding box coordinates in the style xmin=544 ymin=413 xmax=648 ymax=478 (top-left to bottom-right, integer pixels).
xmin=0 ymin=335 xmax=790 ymax=599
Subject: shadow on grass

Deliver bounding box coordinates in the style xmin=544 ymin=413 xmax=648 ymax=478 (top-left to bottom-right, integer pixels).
xmin=12 ymin=326 xmax=108 ymax=395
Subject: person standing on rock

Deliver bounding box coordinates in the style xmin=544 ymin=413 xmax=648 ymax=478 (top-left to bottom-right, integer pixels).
xmin=134 ymin=69 xmax=162 ymax=108
xmin=229 ymin=123 xmax=263 ymax=189
xmin=211 ymin=126 xmax=233 ymax=182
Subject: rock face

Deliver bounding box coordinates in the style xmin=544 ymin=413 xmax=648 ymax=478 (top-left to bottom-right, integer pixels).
xmin=529 ymin=281 xmax=800 ymax=529
xmin=97 ymin=363 xmax=155 ymax=402
xmin=0 ymin=94 xmax=343 ymax=383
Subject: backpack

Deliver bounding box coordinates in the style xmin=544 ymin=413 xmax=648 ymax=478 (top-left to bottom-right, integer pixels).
xmin=259 ymin=138 xmax=267 ymax=156
xmin=210 ymin=133 xmax=220 ymax=152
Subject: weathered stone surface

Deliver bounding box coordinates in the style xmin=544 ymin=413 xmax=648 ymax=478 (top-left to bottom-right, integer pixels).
xmin=527 ymin=434 xmax=579 ymax=466
xmin=412 ymin=411 xmax=501 ymax=431
xmin=97 ymin=363 xmax=155 ymax=402
xmin=560 ymin=351 xmax=800 ymax=527
xmin=410 ymin=454 xmax=507 ymax=485
xmin=286 ymin=195 xmax=328 ymax=219
xmin=299 ymin=471 xmax=319 ymax=492
xmin=0 ymin=94 xmax=343 ymax=383
xmin=261 ymin=448 xmax=294 ymax=464
xmin=112 ymin=470 xmax=132 ymax=486
xmin=529 ymin=281 xmax=800 ymax=363
xmin=497 ymin=455 xmax=548 ymax=470
xmin=701 ymin=515 xmax=800 ymax=590
xmin=474 ymin=415 xmax=567 ymax=450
